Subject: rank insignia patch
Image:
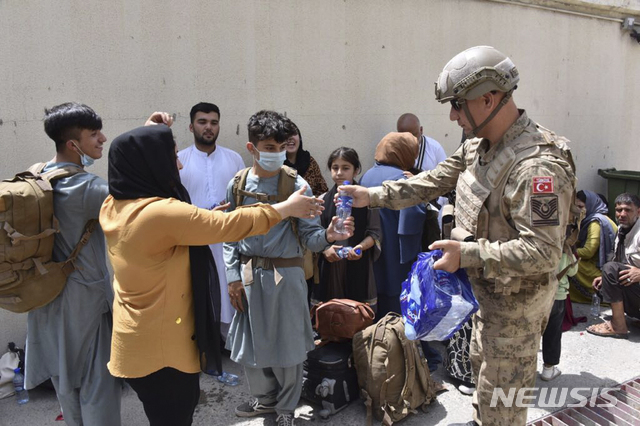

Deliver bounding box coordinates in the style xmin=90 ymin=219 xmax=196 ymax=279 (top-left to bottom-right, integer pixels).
xmin=533 ymin=176 xmax=554 ymax=194
xmin=530 ymin=195 xmax=559 ymax=226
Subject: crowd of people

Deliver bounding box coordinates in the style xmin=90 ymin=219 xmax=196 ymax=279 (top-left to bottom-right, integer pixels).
xmin=16 ymin=45 xmax=640 ymax=426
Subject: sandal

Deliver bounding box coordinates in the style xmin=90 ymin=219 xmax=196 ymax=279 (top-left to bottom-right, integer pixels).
xmin=586 ymin=321 xmax=629 ymax=339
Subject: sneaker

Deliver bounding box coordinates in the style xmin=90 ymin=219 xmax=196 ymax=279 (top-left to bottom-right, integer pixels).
xmin=276 ymin=413 xmax=295 ymax=426
xmin=540 ymin=365 xmax=561 ymax=381
xmin=458 ymin=383 xmax=475 ymax=395
xmin=234 ymin=400 xmax=277 ymax=417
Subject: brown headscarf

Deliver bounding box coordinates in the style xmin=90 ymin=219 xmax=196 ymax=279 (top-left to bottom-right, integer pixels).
xmin=374 ymin=132 xmax=419 ymax=171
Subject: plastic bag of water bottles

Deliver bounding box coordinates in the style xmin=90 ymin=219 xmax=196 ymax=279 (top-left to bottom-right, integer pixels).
xmin=400 ymin=250 xmax=478 ymax=341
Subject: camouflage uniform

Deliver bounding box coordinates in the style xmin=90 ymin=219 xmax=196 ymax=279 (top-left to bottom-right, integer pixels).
xmin=369 ymin=111 xmax=576 ymax=425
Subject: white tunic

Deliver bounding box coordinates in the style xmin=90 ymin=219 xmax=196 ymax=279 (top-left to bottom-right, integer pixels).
xmin=415 ymin=134 xmax=448 ymax=223
xmin=415 ymin=134 xmax=447 ymax=172
xmin=178 ymin=144 xmax=245 ymax=325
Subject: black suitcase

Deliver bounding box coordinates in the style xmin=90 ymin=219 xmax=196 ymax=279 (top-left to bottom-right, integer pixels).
xmin=301 ymin=341 xmax=360 ymax=419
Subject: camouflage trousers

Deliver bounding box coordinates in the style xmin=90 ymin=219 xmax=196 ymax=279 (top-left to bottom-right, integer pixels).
xmin=469 ymin=278 xmax=557 ymax=426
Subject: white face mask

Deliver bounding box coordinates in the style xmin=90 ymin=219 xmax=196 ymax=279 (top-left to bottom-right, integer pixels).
xmin=72 ymin=142 xmax=95 ymax=167
xmin=255 ymin=149 xmax=286 ymax=172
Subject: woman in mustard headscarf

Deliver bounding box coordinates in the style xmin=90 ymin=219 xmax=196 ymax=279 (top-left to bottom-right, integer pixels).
xmin=360 ymin=132 xmax=424 ymax=317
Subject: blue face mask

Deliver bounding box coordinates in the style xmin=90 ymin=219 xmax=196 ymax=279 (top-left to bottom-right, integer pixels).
xmin=255 ymin=149 xmax=286 ymax=172
xmin=72 ymin=142 xmax=95 ymax=167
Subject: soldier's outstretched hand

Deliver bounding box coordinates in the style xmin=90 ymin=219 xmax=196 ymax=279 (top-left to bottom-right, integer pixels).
xmin=429 ymin=240 xmax=461 ymax=273
xmin=335 ymin=184 xmax=371 ymax=208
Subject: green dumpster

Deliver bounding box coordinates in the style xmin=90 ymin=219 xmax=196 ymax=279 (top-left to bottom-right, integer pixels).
xmin=597 ymin=168 xmax=640 ymax=218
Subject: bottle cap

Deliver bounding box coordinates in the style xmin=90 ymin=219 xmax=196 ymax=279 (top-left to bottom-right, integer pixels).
xmin=14 ymin=367 xmax=20 ymax=374
xmin=343 ymin=180 xmax=350 ymax=185
xmin=355 ymin=248 xmax=362 ymax=255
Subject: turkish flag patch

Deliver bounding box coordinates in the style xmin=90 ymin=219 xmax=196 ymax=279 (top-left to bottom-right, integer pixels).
xmin=532 ymin=176 xmax=554 ymax=194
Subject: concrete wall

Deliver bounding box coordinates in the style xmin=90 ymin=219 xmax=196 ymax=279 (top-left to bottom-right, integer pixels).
xmin=1 ymin=0 xmax=639 ymax=344
xmin=495 ymin=0 xmax=640 ymax=18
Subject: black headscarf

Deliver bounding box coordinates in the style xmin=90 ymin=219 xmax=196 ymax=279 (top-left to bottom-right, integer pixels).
xmin=108 ymin=124 xmax=222 ymax=375
xmin=318 ymin=181 xmax=372 ymax=300
xmin=284 ymin=130 xmax=311 ymax=177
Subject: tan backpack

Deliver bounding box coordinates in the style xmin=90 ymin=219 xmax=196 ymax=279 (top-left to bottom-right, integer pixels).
xmin=352 ymin=312 xmax=437 ymax=426
xmin=0 ymin=163 xmax=96 ymax=313
xmin=231 ymin=165 xmax=316 ymax=280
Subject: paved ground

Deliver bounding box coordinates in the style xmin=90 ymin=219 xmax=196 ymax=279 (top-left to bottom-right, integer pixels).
xmin=1 ymin=303 xmax=639 ymax=426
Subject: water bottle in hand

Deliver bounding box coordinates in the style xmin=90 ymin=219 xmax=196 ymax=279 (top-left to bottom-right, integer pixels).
xmin=335 ymin=181 xmax=352 ymax=234
xmin=12 ymin=367 xmax=29 ymax=405
xmin=590 ymin=293 xmax=600 ymax=318
xmin=337 ymin=246 xmax=362 ymax=259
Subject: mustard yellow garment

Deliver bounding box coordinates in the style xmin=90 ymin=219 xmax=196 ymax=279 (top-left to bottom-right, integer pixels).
xmin=100 ymin=196 xmax=281 ymax=378
xmin=571 ymin=219 xmax=618 ymax=303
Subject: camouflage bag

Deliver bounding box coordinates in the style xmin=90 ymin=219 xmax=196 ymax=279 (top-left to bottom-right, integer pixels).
xmin=352 ymin=312 xmax=437 ymax=426
xmin=0 ymin=163 xmax=96 ymax=313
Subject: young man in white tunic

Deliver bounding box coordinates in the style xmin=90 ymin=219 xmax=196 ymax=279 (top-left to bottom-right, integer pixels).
xmin=178 ymin=102 xmax=245 ymax=341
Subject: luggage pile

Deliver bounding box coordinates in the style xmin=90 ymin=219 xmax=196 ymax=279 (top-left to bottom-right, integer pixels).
xmin=304 ymin=299 xmax=438 ymax=424
xmin=303 ymin=299 xmax=374 ymax=419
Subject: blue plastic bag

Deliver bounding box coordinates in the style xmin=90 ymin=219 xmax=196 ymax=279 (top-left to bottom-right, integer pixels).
xmin=400 ymin=250 xmax=478 ymax=341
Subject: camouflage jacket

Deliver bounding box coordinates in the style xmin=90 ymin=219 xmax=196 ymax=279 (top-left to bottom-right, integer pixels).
xmin=369 ymin=111 xmax=576 ymax=286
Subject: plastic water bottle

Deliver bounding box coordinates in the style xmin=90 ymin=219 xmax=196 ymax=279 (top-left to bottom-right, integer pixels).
xmin=336 ymin=246 xmax=362 ymax=259
xmin=590 ymin=293 xmax=600 ymax=318
xmin=335 ymin=180 xmax=353 ymax=234
xmin=217 ymin=371 xmax=239 ymax=386
xmin=12 ymin=367 xmax=29 ymax=404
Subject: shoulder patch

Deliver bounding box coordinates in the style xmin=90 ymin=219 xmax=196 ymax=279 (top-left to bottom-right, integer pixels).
xmin=532 ymin=176 xmax=554 ymax=194
xmin=530 ymin=194 xmax=559 ymax=227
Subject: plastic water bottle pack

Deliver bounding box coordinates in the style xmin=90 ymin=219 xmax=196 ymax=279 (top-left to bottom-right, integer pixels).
xmin=336 ymin=246 xmax=361 ymax=259
xmin=400 ymin=250 xmax=479 ymax=341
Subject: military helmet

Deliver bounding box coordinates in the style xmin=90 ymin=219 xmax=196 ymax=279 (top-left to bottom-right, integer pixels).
xmin=435 ymin=46 xmax=519 ymax=103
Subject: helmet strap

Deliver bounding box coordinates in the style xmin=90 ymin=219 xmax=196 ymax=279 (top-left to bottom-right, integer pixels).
xmin=463 ymin=89 xmax=514 ymax=138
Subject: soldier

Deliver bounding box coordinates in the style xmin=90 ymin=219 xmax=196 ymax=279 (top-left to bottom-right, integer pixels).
xmin=339 ymin=46 xmax=577 ymax=426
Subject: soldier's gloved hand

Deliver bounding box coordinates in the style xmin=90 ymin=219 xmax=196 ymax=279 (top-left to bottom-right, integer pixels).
xmin=429 ymin=240 xmax=461 ymax=273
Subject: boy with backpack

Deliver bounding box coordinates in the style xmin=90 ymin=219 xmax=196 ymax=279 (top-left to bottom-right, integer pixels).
xmin=23 ymin=103 xmax=123 ymax=426
xmin=224 ymin=110 xmax=352 ymax=426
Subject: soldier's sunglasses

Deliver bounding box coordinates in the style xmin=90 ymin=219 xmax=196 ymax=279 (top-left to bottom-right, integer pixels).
xmin=450 ymin=98 xmax=465 ymax=111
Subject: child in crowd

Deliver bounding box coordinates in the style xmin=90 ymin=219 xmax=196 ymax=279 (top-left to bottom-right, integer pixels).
xmin=223 ymin=111 xmax=352 ymax=426
xmin=312 ymin=147 xmax=381 ymax=311
xmin=541 ymin=250 xmax=579 ymax=381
